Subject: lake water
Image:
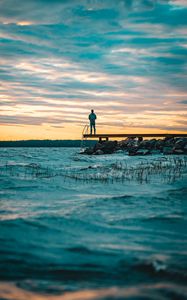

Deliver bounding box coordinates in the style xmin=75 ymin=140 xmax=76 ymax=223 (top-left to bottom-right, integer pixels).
xmin=0 ymin=147 xmax=187 ymax=300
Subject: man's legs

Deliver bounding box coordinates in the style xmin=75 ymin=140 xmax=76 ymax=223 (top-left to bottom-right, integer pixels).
xmin=90 ymin=123 xmax=93 ymax=135
xmin=93 ymin=123 xmax=96 ymax=135
xmin=90 ymin=122 xmax=96 ymax=135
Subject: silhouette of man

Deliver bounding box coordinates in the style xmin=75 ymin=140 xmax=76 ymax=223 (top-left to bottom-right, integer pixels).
xmin=89 ymin=109 xmax=97 ymax=135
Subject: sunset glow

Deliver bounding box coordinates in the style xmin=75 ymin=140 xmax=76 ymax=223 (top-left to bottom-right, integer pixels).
xmin=0 ymin=0 xmax=187 ymax=140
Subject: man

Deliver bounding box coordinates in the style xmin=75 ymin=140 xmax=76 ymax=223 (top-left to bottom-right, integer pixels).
xmin=89 ymin=109 xmax=97 ymax=135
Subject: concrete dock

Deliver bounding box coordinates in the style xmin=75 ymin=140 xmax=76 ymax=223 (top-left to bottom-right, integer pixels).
xmin=83 ymin=133 xmax=187 ymax=142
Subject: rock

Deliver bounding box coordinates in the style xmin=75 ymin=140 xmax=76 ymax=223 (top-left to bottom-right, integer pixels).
xmin=155 ymin=139 xmax=164 ymax=150
xmin=164 ymin=137 xmax=175 ymax=146
xmin=128 ymin=147 xmax=139 ymax=156
xmin=184 ymin=144 xmax=187 ymax=154
xmin=162 ymin=146 xmax=173 ymax=155
xmin=138 ymin=136 xmax=143 ymax=142
xmin=173 ymin=143 xmax=183 ymax=150
xmin=138 ymin=140 xmax=149 ymax=149
xmin=101 ymin=141 xmax=118 ymax=154
xmin=94 ymin=150 xmax=104 ymax=155
xmin=115 ymin=145 xmax=122 ymax=151
xmin=173 ymin=149 xmax=185 ymax=155
xmin=93 ymin=142 xmax=103 ymax=151
xmin=149 ymin=139 xmax=157 ymax=148
xmin=119 ymin=138 xmax=138 ymax=149
xmin=128 ymin=149 xmax=151 ymax=156
xmin=119 ymin=139 xmax=129 ymax=149
xmin=138 ymin=139 xmax=159 ymax=151
xmin=175 ymin=138 xmax=187 ymax=148
xmin=151 ymin=149 xmax=161 ymax=154
xmin=82 ymin=147 xmax=94 ymax=155
xmin=80 ymin=137 xmax=187 ymax=155
xmin=143 ymin=150 xmax=151 ymax=155
xmin=128 ymin=139 xmax=138 ymax=148
xmin=115 ymin=149 xmax=123 ymax=153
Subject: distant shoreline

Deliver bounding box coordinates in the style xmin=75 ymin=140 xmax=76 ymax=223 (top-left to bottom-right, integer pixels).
xmin=0 ymin=140 xmax=96 ymax=148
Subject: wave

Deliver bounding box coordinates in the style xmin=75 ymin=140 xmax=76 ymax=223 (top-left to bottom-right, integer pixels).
xmin=103 ymin=195 xmax=133 ymax=201
xmin=67 ymin=246 xmax=93 ymax=254
xmin=134 ymin=261 xmax=187 ymax=283
xmin=1 ymin=149 xmax=187 ymax=299
xmin=143 ymin=214 xmax=184 ymax=222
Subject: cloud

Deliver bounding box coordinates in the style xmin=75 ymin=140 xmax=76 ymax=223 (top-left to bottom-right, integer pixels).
xmin=0 ymin=0 xmax=187 ymax=137
xmin=179 ymin=100 xmax=187 ymax=104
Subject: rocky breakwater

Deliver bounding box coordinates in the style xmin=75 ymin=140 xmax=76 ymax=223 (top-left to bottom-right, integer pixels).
xmin=81 ymin=137 xmax=187 ymax=155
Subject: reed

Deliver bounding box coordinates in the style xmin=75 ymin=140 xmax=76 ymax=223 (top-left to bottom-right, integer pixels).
xmin=1 ymin=156 xmax=186 ymax=184
xmin=63 ymin=156 xmax=187 ymax=184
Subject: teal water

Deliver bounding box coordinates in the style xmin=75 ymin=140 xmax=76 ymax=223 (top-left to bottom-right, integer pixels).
xmin=0 ymin=147 xmax=187 ymax=299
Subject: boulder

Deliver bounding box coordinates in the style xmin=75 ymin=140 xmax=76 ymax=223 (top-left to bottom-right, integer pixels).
xmin=129 ymin=149 xmax=151 ymax=156
xmin=138 ymin=140 xmax=150 ymax=149
xmin=120 ymin=137 xmax=137 ymax=149
xmin=115 ymin=149 xmax=124 ymax=154
xmin=128 ymin=147 xmax=138 ymax=156
xmin=184 ymin=144 xmax=187 ymax=151
xmin=93 ymin=142 xmax=103 ymax=152
xmin=101 ymin=141 xmax=118 ymax=154
xmin=119 ymin=139 xmax=129 ymax=149
xmin=143 ymin=149 xmax=151 ymax=155
xmin=162 ymin=146 xmax=173 ymax=155
xmin=82 ymin=147 xmax=94 ymax=155
xmin=150 ymin=149 xmax=161 ymax=154
xmin=175 ymin=138 xmax=187 ymax=148
xmin=173 ymin=143 xmax=183 ymax=150
xmin=164 ymin=137 xmax=175 ymax=146
xmin=148 ymin=139 xmax=157 ymax=148
xmin=94 ymin=149 xmax=104 ymax=155
xmin=138 ymin=136 xmax=143 ymax=142
xmin=173 ymin=149 xmax=185 ymax=155
xmin=80 ymin=137 xmax=187 ymax=155
xmin=127 ymin=139 xmax=138 ymax=148
xmin=155 ymin=139 xmax=164 ymax=150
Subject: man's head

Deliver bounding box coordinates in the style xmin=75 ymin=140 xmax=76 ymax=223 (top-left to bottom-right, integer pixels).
xmin=91 ymin=109 xmax=94 ymax=113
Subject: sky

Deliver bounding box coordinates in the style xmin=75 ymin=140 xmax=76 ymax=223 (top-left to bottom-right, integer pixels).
xmin=0 ymin=0 xmax=187 ymax=140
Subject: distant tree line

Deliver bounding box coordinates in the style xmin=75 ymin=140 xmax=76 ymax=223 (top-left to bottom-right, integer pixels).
xmin=0 ymin=140 xmax=96 ymax=147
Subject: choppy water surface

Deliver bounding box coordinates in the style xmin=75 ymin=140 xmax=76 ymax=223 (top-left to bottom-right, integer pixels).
xmin=0 ymin=147 xmax=187 ymax=300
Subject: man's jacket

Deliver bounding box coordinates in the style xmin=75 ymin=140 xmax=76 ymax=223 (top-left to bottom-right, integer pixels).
xmin=89 ymin=113 xmax=97 ymax=123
